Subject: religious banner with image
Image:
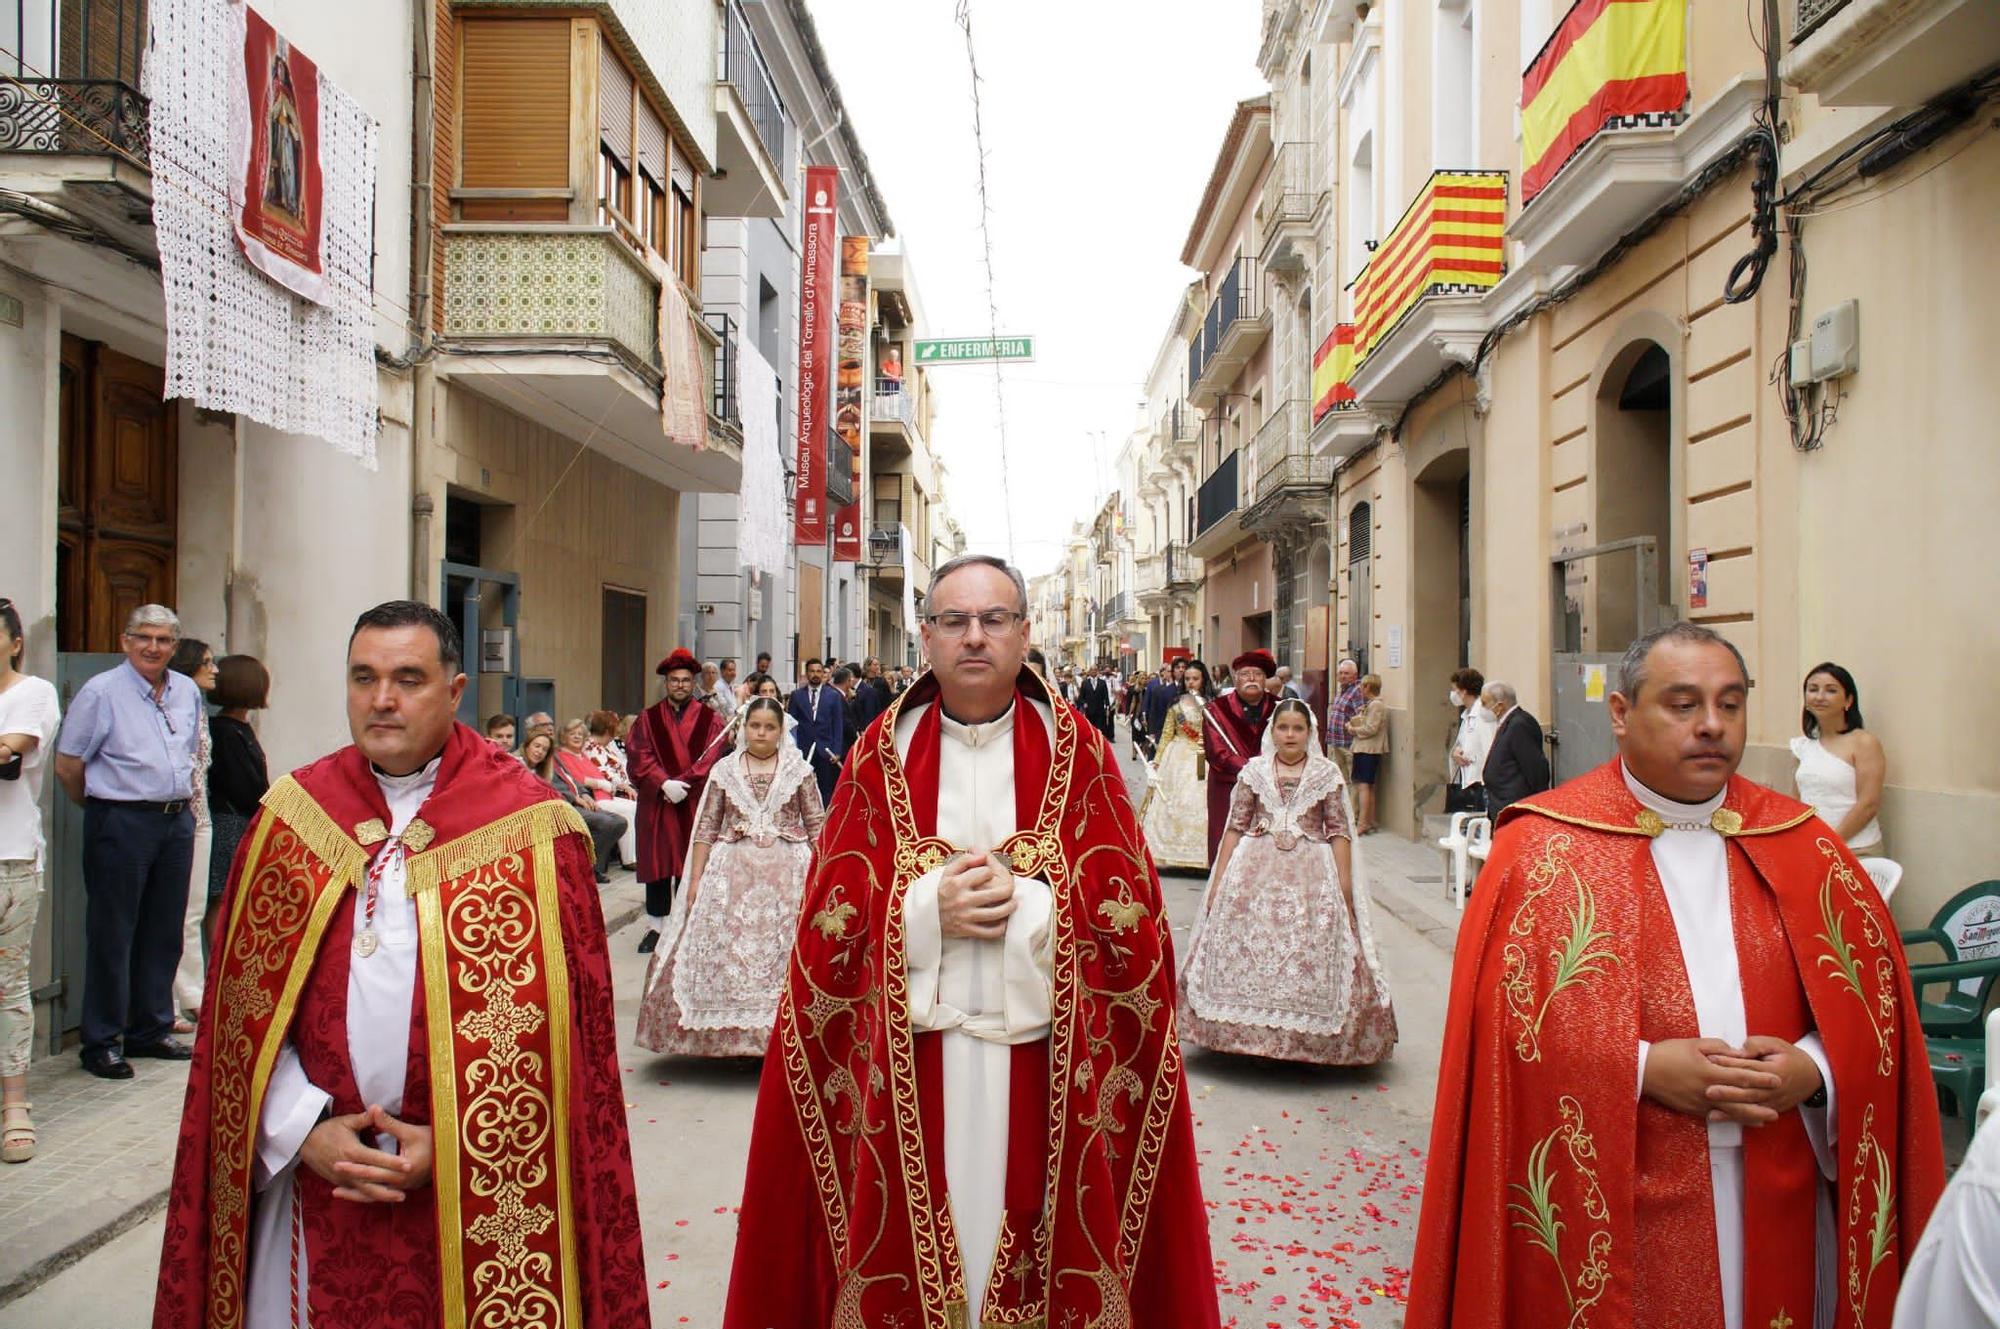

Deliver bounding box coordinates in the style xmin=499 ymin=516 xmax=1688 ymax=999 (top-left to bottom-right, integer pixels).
xmin=832 ymin=234 xmax=870 ymax=563
xmin=233 ymin=5 xmax=328 ymax=304
xmin=795 ymin=166 xmax=838 ymax=545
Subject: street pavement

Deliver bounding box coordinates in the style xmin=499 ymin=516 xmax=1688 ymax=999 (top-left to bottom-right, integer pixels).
xmin=0 ymin=722 xmax=1454 ymax=1329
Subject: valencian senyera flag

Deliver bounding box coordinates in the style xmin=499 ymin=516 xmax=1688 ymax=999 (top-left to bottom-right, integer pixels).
xmin=1351 ymin=172 xmax=1507 ymax=364
xmin=1521 ymin=0 xmax=1689 ymax=204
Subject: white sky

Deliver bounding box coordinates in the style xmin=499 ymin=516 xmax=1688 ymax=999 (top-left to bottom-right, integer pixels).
xmin=810 ymin=0 xmax=1266 ymax=580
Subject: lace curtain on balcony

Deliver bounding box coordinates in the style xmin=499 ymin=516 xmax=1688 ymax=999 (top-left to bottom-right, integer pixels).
xmin=736 ymin=337 xmax=787 ymax=576
xmin=147 ymin=0 xmax=380 ymax=463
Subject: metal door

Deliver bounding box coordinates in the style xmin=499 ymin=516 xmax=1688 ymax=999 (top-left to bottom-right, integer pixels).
xmin=1547 ymin=537 xmax=1672 ymax=784
xmin=43 ymin=652 xmax=124 ymax=1052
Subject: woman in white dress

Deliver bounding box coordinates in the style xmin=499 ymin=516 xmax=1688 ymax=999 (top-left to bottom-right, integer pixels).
xmin=1180 ymin=698 xmax=1396 ymax=1065
xmin=1791 ymin=661 xmax=1885 ymax=854
xmin=635 ymin=697 xmax=825 ymax=1057
xmin=1138 ymin=664 xmax=1213 ymax=871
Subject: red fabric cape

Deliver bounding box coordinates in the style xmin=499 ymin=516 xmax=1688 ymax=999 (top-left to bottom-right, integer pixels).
xmin=723 ymin=668 xmax=1219 ymax=1328
xmin=153 ymin=723 xmax=649 ymax=1329
xmin=626 ymin=696 xmax=729 ymax=881
xmin=1201 ymin=690 xmax=1273 ymax=857
xmin=1408 ymin=760 xmax=1944 ymax=1329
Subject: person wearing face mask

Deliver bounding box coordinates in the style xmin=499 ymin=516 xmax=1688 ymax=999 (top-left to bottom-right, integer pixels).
xmin=635 ymin=697 xmax=826 ymax=1057
xmin=153 ymin=601 xmax=647 ymax=1329
xmin=627 ymin=649 xmax=732 ymax=953
xmin=1444 ymin=668 xmax=1495 ymax=816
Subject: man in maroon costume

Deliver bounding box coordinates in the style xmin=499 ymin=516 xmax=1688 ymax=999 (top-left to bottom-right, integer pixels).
xmin=626 ymin=647 xmax=729 ymax=953
xmin=724 ymin=554 xmax=1219 ymax=1328
xmin=154 ymin=600 xmax=647 ymax=1329
xmin=1202 ymin=649 xmax=1277 ymax=858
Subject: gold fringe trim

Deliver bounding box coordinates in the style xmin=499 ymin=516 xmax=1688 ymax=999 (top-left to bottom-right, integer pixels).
xmin=258 ymin=776 xmax=367 ymax=886
xmin=404 ymin=799 xmax=590 ymax=896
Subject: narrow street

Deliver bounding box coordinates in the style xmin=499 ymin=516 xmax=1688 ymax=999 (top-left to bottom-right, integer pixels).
xmin=0 ymin=723 xmax=1451 ymax=1329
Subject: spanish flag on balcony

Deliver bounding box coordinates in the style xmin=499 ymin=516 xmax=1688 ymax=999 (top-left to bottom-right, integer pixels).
xmin=1351 ymin=172 xmax=1507 ymax=365
xmin=1312 ymin=324 xmax=1357 ymax=423
xmin=1521 ymin=0 xmax=1689 ymax=204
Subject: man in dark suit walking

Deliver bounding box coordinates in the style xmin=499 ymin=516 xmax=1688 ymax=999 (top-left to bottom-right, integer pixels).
xmin=1478 ymin=679 xmax=1551 ymax=815
xmin=787 ymin=657 xmax=847 ymax=803
xmin=1140 ymin=663 xmax=1176 ymax=758
xmin=1077 ymin=667 xmax=1114 ymax=740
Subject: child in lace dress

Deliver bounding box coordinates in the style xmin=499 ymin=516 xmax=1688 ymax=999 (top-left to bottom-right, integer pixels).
xmin=1179 ymin=698 xmax=1397 ymax=1065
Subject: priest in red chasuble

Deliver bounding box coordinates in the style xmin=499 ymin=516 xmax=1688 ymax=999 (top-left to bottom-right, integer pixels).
xmin=724 ymin=555 xmax=1219 ymax=1329
xmin=154 ymin=601 xmax=648 ymax=1329
xmin=1410 ymin=623 xmax=1942 ymax=1329
xmin=1201 ymin=649 xmax=1277 ymax=858
xmin=626 ymin=648 xmax=729 ymax=953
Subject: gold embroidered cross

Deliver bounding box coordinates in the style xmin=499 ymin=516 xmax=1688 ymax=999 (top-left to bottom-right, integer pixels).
xmin=1009 ymin=1251 xmax=1033 ymax=1301
xmin=467 ymin=1184 xmax=553 ymax=1263
xmin=456 ymin=990 xmax=545 ymax=1057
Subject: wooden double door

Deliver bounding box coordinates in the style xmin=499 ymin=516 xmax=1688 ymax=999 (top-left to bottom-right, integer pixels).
xmin=57 ymin=334 xmax=176 ymax=652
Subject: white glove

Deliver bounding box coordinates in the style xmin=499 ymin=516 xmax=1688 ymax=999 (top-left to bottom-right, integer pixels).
xmin=664 ymin=780 xmax=690 ymax=804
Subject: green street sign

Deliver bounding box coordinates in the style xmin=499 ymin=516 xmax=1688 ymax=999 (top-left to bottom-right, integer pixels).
xmin=913 ymin=336 xmax=1035 ymax=364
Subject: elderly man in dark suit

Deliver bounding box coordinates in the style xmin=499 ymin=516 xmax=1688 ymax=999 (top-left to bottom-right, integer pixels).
xmin=1478 ymin=679 xmax=1551 ymax=815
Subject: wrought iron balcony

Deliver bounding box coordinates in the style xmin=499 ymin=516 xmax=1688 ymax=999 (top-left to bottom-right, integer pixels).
xmin=1187 ymin=256 xmax=1267 ymax=407
xmin=1195 ymin=449 xmax=1241 ymax=538
xmin=866 ymin=522 xmax=902 ymax=565
xmin=1250 ymin=401 xmax=1330 ymax=501
xmin=824 ymin=432 xmax=855 ymax=511
xmin=1257 ymin=141 xmax=1325 ymax=256
xmin=721 ymin=0 xmax=787 ymax=167
xmin=704 ymin=311 xmax=740 ymax=425
xmin=1103 ymin=590 xmax=1130 ymax=625
xmin=0 ymin=78 xmax=148 ymax=164
xmin=871 ymin=377 xmax=917 ymax=430
xmin=0 ymin=0 xmax=149 ymax=165
xmin=1794 ymin=0 xmax=1848 ymax=43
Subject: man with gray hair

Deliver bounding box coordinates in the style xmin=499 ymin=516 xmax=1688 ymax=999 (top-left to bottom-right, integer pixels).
xmin=1326 ymin=658 xmax=1365 ymax=778
xmin=53 ymin=604 xmax=204 ymax=1079
xmin=1477 ymin=679 xmax=1550 ymax=816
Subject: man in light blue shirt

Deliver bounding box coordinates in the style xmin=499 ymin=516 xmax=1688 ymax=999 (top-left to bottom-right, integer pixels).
xmin=54 ymin=603 xmax=203 ymax=1080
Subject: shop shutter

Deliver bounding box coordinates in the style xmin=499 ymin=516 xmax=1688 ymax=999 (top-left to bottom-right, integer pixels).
xmin=599 ymin=44 xmax=634 ymax=164
xmin=458 ymin=18 xmax=570 ymax=188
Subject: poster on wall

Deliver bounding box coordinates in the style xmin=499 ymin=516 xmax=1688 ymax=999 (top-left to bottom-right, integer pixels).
xmin=233 ymin=5 xmax=329 ymax=304
xmin=1688 ymin=547 xmax=1709 ymax=609
xmin=794 ymin=166 xmax=837 ymax=545
xmin=832 ymin=234 xmax=871 ymax=563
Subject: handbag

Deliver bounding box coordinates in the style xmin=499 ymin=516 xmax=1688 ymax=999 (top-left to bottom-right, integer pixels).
xmin=1445 ymin=782 xmax=1485 ymax=814
xmin=0 ymin=752 xmax=18 ymax=782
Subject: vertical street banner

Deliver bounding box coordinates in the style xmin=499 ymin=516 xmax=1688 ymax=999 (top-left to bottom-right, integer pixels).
xmin=234 ymin=6 xmax=328 ymax=304
xmin=795 ymin=166 xmax=837 ymax=545
xmin=832 ymin=234 xmax=870 ymax=563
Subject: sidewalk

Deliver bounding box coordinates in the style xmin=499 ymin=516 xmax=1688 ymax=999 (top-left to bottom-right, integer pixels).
xmin=1360 ymin=826 xmax=1468 ymax=957
xmin=0 ymin=869 xmax=646 ymax=1307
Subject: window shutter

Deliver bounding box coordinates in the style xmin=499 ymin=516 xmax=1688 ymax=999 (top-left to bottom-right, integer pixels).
xmin=670 ymin=137 xmax=695 ymax=195
xmin=1348 ymin=502 xmax=1371 ymax=563
xmin=636 ymin=100 xmax=668 ymax=184
xmin=458 ymin=18 xmax=570 ymax=188
xmin=599 ymin=46 xmax=634 ymax=164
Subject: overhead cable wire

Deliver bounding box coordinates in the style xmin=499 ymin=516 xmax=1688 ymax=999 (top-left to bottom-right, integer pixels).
xmin=952 ymin=0 xmax=1016 ymax=563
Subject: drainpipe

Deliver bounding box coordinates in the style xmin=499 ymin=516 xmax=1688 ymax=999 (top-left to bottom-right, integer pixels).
xmin=407 ymin=0 xmax=438 ymax=600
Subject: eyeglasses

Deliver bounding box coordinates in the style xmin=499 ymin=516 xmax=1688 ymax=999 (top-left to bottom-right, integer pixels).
xmin=925 ymin=610 xmax=1024 ymax=638
xmin=125 ymin=632 xmax=178 ymax=648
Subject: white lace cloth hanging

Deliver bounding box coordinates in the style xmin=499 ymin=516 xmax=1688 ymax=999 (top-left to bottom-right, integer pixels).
xmin=735 ymin=337 xmax=787 ymax=576
xmin=147 ymin=0 xmax=380 ymax=463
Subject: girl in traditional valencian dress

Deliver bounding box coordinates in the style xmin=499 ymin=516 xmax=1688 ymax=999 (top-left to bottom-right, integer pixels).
xmin=1180 ymin=698 xmax=1397 ymax=1064
xmin=1138 ymin=662 xmax=1213 ymax=871
xmin=635 ymin=697 xmax=825 ymax=1056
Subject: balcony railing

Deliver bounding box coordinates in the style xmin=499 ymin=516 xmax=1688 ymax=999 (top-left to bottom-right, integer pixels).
xmin=721 ymin=0 xmax=787 ymax=167
xmin=704 ymin=311 xmax=740 ymax=424
xmin=1195 ymin=450 xmax=1241 ymax=537
xmin=1251 ymin=401 xmax=1330 ymax=500
xmin=1351 ymin=171 xmax=1507 ymax=366
xmin=866 ymin=523 xmax=903 ymax=565
xmin=1103 ymin=591 xmax=1130 ymax=624
xmin=443 ymin=226 xmax=661 ymax=371
xmin=823 ymin=434 xmax=855 ymax=510
xmin=1163 ymin=399 xmax=1200 ymax=451
xmin=1793 ymin=0 xmax=1848 ymax=43
xmin=0 ymin=77 xmax=149 ymax=164
xmin=871 ymin=377 xmax=917 ymax=430
xmin=1188 ymin=256 xmax=1266 ymax=398
xmin=1257 ymin=141 xmax=1325 ymax=242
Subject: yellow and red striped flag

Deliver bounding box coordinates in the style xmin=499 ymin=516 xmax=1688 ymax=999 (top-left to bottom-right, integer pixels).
xmin=1351 ymin=172 xmax=1507 ymax=364
xmin=1521 ymin=0 xmax=1688 ymax=203
xmin=1313 ymin=324 xmax=1357 ymax=422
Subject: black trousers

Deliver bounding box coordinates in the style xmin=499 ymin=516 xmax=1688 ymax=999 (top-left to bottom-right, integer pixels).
xmin=81 ymin=801 xmax=194 ymax=1053
xmin=645 ymin=876 xmax=680 ymax=918
xmin=813 ymin=754 xmax=840 ymax=807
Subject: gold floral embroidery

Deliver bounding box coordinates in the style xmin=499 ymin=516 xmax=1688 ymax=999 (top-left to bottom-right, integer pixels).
xmin=353 ymin=817 xmax=389 ymax=847
xmin=1844 ymin=1102 xmax=1897 ymax=1325
xmin=1500 ymin=834 xmax=1620 ymax=1063
xmin=1506 ymin=1096 xmax=1612 ymax=1328
xmin=1811 ymin=838 xmax=1896 ymax=1076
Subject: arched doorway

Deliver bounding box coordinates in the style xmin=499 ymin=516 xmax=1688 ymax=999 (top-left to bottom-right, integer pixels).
xmin=1591 ymin=341 xmax=1673 ymax=650
xmin=1412 ymin=444 xmax=1471 ymax=818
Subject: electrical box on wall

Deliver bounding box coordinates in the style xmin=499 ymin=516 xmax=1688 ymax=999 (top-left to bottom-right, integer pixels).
xmin=1810 ymin=299 xmax=1859 ymax=382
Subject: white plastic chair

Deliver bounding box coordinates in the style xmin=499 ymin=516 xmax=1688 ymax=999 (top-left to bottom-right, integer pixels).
xmin=1436 ymin=811 xmax=1473 ymax=907
xmin=1458 ymin=817 xmax=1494 ymax=911
xmin=1980 ymin=1007 xmax=1999 ymax=1132
xmin=1857 ymin=856 xmax=1902 ymax=903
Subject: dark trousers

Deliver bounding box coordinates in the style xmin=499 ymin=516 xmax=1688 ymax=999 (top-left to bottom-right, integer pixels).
xmin=81 ymin=801 xmax=194 ymax=1053
xmin=579 ymin=807 xmax=624 ymax=874
xmin=813 ymin=755 xmax=839 ymax=807
xmin=645 ymin=876 xmax=679 ymax=918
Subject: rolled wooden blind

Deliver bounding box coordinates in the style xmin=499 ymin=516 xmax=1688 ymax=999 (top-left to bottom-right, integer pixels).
xmin=599 ymin=45 xmax=634 ymax=164
xmin=636 ymin=99 xmax=668 ymax=185
xmin=458 ymin=17 xmax=570 ymax=188
xmin=670 ymin=137 xmax=695 ymax=195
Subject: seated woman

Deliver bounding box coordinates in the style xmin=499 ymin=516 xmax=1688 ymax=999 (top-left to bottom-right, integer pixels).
xmin=1180 ymin=698 xmax=1396 ymax=1066
xmin=635 ymin=698 xmax=825 ymax=1057
xmin=560 ymin=716 xmax=639 ymax=868
xmin=1792 ymin=661 xmax=1886 ymax=855
xmin=522 ymin=727 xmax=625 ymax=884
xmin=1137 ymin=661 xmax=1213 ymax=872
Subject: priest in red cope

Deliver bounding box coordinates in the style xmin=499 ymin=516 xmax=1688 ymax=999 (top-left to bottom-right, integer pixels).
xmin=626 ymin=647 xmax=729 ymax=953
xmin=724 ymin=554 xmax=1219 ymax=1329
xmin=1201 ymin=649 xmax=1278 ymax=858
xmin=153 ymin=601 xmax=647 ymax=1329
xmin=1409 ymin=623 xmax=1942 ymax=1329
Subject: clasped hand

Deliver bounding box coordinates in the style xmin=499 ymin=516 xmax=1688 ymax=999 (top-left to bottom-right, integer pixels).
xmin=301 ymin=1104 xmax=435 ymax=1203
xmin=937 ymin=850 xmax=1017 ymax=942
xmin=1642 ymin=1036 xmax=1823 ymax=1125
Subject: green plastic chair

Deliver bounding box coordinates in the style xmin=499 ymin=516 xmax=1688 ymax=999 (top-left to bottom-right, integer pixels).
xmin=1901 ymin=880 xmax=2000 ymax=1039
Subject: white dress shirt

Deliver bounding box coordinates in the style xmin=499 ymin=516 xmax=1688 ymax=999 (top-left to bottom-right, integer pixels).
xmin=246 ymin=759 xmax=436 ymax=1329
xmin=1623 ymin=763 xmax=1837 ymax=1329
xmin=898 ymin=700 xmax=1056 ymax=1320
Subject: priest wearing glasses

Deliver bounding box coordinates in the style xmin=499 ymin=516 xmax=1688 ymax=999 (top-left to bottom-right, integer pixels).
xmin=726 ymin=554 xmax=1219 ymax=1328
